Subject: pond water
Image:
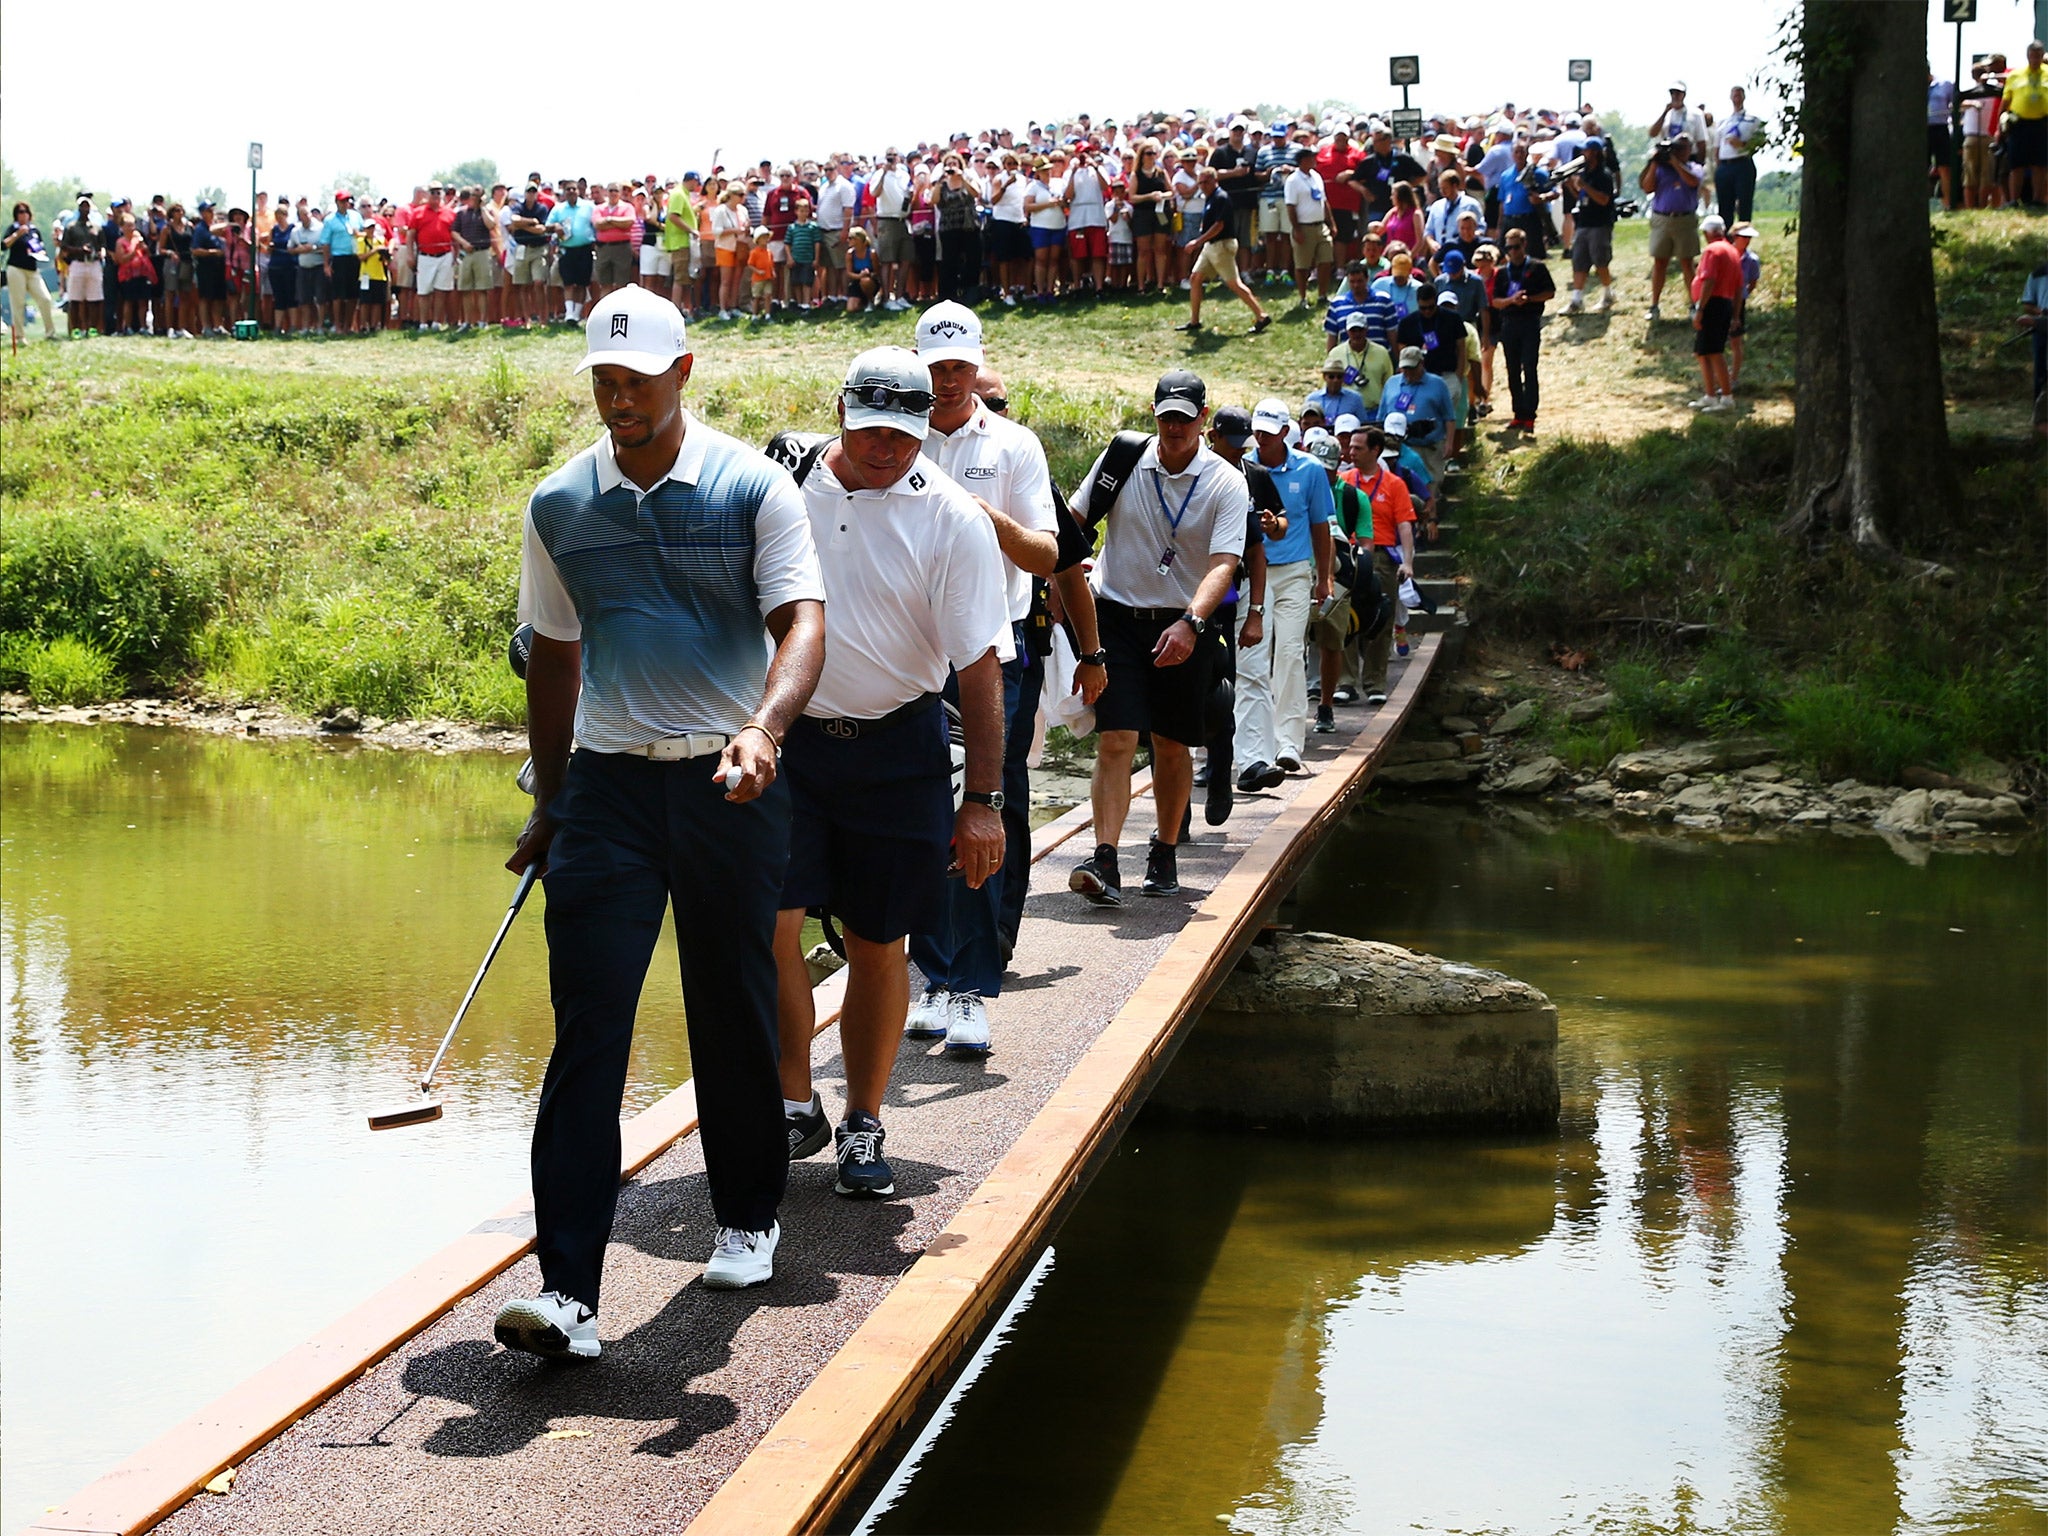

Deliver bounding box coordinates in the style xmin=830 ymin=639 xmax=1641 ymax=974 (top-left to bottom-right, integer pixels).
xmin=4 ymin=724 xmax=2043 ymax=1536
xmin=864 ymin=805 xmax=2047 ymax=1535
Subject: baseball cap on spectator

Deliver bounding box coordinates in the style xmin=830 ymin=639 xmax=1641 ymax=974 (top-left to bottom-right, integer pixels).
xmin=842 ymin=347 xmax=935 ymax=440
xmin=575 ymin=285 xmax=692 ymax=375
xmin=334 ymin=189 xmax=353 ymax=203
xmin=1153 ymin=369 xmax=1208 ymax=418
xmin=1669 ymin=80 xmax=1687 ymax=93
xmin=1251 ymin=398 xmax=1291 ymax=435
xmin=1381 ymin=412 xmax=1409 ymax=440
xmin=1441 ymin=250 xmax=1466 ymax=272
xmin=1333 ymin=413 xmax=1363 ymax=435
xmin=1398 ymin=346 xmax=1426 ymax=368
xmin=916 ymin=300 xmax=984 ymax=365
xmin=1211 ymin=405 xmax=1254 ymax=448
xmin=1305 ymin=433 xmax=1341 ymax=471
xmin=1344 ymin=312 xmax=1372 ymax=333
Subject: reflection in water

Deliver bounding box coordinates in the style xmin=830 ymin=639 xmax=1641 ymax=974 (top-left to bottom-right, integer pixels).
xmin=870 ymin=806 xmax=2046 ymax=1536
xmin=0 ymin=724 xmax=695 ymax=1536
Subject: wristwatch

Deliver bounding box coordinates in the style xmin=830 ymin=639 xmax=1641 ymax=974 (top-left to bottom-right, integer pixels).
xmin=1180 ymin=611 xmax=1208 ymax=635
xmin=962 ymin=790 xmax=1006 ymax=811
xmin=1077 ymin=649 xmax=1108 ymax=667
xmin=1247 ymin=603 xmax=1266 ymax=614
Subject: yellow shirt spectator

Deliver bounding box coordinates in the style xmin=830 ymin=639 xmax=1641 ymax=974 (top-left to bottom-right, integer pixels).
xmin=2004 ymin=62 xmax=2048 ymax=119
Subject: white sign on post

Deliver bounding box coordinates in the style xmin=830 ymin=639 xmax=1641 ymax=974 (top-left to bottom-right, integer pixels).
xmin=248 ymin=142 xmax=264 ymax=170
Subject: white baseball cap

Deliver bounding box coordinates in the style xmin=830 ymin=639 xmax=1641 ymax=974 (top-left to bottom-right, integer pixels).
xmin=841 ymin=346 xmax=934 ymax=440
xmin=1333 ymin=412 xmax=1363 ymax=434
xmin=1251 ymin=397 xmax=1291 ymax=435
xmin=574 ymin=285 xmax=691 ymax=375
xmin=915 ymin=300 xmax=984 ymax=365
xmin=1381 ymin=411 xmax=1409 ymax=438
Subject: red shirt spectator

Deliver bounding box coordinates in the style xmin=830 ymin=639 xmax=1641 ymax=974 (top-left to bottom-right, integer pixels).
xmin=1317 ymin=137 xmax=1366 ymax=215
xmin=412 ymin=201 xmax=456 ymax=256
xmin=1693 ymin=236 xmax=1743 ymax=305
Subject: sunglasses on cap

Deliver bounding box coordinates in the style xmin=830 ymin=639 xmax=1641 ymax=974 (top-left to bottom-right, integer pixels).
xmin=844 ymin=383 xmax=936 ymax=414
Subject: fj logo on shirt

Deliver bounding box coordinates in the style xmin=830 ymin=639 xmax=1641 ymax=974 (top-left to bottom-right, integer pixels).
xmin=610 ymin=313 xmax=630 ymax=339
xmin=909 ymin=471 xmax=927 ymax=491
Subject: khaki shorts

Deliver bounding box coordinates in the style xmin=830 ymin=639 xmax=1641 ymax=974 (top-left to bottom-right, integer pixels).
xmin=389 ymin=247 xmax=415 ymax=288
xmin=1257 ymin=199 xmax=1287 ymax=236
xmin=592 ymin=242 xmax=635 ymax=287
xmin=819 ymin=228 xmax=847 ymax=270
xmin=456 ymin=249 xmax=496 ymax=291
xmin=1290 ymin=220 xmax=1334 ymax=270
xmin=1648 ymin=211 xmax=1700 ymax=264
xmin=1962 ymin=134 xmax=1994 ymax=190
xmin=511 ymin=244 xmax=549 ymax=285
xmin=1192 ymin=237 xmax=1239 ymax=285
xmin=874 ymin=217 xmax=910 ymax=263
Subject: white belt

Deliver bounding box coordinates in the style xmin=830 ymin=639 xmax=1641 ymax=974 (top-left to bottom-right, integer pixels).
xmin=618 ymin=733 xmax=730 ymax=761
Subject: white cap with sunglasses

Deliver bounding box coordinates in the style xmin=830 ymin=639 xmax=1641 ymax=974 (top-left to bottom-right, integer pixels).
xmin=841 ymin=347 xmax=934 ymax=440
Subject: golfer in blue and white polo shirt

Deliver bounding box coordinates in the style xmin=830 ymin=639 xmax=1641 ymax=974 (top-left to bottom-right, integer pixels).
xmin=494 ymin=285 xmax=826 ymax=1364
xmin=775 ymin=345 xmax=1011 ymax=1206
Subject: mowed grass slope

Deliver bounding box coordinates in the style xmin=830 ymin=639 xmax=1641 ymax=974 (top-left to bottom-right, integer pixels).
xmin=1 ymin=211 xmax=2040 ymax=779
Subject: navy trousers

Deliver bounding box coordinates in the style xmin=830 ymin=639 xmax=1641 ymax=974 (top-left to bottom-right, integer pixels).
xmin=533 ymin=748 xmax=789 ymax=1310
xmin=997 ymin=640 xmax=1046 ymax=951
xmin=910 ymin=626 xmax=1027 ymax=998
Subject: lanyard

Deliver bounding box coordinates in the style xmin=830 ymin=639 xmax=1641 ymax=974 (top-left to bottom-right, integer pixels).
xmin=1150 ymin=469 xmax=1200 ymax=538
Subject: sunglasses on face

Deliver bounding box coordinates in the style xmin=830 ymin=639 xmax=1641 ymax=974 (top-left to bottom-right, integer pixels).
xmin=980 ymin=395 xmax=1008 ymax=413
xmin=845 ymin=384 xmax=936 ymax=414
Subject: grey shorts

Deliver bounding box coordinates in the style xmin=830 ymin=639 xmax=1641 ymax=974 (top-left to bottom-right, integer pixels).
xmin=1571 ymin=225 xmax=1613 ymax=273
xmin=874 ymin=217 xmax=910 ymax=263
xmin=457 ymin=249 xmax=497 ymax=291
xmin=296 ymin=263 xmax=331 ymax=304
xmin=159 ymin=256 xmax=189 ymax=295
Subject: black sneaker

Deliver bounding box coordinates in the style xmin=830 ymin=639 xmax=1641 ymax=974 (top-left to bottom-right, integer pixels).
xmin=1175 ymin=320 xmax=1203 ymax=333
xmin=1205 ymin=759 xmax=1235 ymax=825
xmin=1314 ymin=707 xmax=1337 ymax=734
xmin=1333 ymin=686 xmax=1359 ymax=705
xmin=787 ymin=1094 xmax=830 ymax=1161
xmin=834 ymin=1111 xmax=895 ymax=1198
xmin=1237 ymin=760 xmax=1273 ymax=793
xmin=1143 ymin=836 xmax=1180 ymax=896
xmin=1276 ymin=754 xmax=1304 ymax=774
xmin=1069 ymin=842 xmax=1123 ymax=907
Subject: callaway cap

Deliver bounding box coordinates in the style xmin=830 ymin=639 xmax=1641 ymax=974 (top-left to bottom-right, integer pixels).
xmin=915 ymin=300 xmax=984 ymax=366
xmin=575 ymin=285 xmax=692 ymax=375
xmin=1153 ymin=369 xmax=1208 ymax=418
xmin=842 ymin=346 xmax=934 ymax=440
xmin=1210 ymin=405 xmax=1254 ymax=448
xmin=1251 ymin=398 xmax=1291 ymax=435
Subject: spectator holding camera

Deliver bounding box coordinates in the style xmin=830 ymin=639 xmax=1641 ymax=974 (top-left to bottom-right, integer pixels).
xmin=1641 ymin=133 xmax=1703 ymax=323
xmin=1563 ymin=138 xmax=1617 ymax=313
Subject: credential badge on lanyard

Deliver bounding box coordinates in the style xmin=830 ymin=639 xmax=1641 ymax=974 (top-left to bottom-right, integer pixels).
xmin=1151 ymin=468 xmax=1200 ymax=576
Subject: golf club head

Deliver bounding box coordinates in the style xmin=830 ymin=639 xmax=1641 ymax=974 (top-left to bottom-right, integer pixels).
xmin=367 ymin=1096 xmax=444 ymax=1131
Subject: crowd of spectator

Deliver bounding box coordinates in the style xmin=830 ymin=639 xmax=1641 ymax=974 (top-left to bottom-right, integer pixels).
xmin=12 ymin=87 xmax=1771 ymax=340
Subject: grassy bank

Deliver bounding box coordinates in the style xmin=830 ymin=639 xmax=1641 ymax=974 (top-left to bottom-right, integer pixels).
xmin=2 ymin=210 xmax=2040 ymax=783
xmin=1461 ymin=211 xmax=2045 ymax=783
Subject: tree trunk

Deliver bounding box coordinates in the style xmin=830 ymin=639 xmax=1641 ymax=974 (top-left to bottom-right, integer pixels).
xmin=1783 ymin=0 xmax=1952 ymax=568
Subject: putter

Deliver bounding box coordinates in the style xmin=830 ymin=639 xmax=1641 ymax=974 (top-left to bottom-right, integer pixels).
xmin=368 ymin=861 xmax=541 ymax=1130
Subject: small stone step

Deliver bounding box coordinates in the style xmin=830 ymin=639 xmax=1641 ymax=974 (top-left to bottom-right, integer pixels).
xmin=1414 ymin=577 xmax=1459 ymax=606
xmin=1408 ymin=605 xmax=1466 ymax=635
xmin=1412 ymin=549 xmax=1458 ymax=577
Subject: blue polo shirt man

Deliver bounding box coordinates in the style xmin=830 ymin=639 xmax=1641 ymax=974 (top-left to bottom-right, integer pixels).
xmin=1381 ymin=352 xmax=1454 ymax=467
xmin=1305 ymin=364 xmax=1367 ymax=429
xmin=1234 ymin=399 xmax=1334 ymax=779
xmin=494 ymin=285 xmax=826 ymax=1362
xmin=321 ymin=193 xmax=364 ymax=324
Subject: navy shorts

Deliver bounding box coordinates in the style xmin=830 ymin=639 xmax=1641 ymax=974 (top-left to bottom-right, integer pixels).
xmin=780 ymin=701 xmax=953 ymax=945
xmin=1093 ymin=598 xmax=1225 ymax=747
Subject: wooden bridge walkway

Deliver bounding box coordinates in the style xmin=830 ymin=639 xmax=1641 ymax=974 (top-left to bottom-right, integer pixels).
xmin=35 ymin=637 xmax=1442 ymax=1536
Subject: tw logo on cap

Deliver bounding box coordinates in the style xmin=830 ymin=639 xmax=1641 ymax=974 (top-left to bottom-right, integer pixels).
xmin=610 ymin=313 xmax=630 ymax=339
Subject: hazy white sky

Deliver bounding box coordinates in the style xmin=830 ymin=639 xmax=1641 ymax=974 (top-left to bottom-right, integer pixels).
xmin=2 ymin=1 xmax=2037 ymax=202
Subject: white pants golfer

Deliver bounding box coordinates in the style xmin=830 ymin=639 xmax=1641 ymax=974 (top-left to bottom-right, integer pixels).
xmin=1235 ymin=558 xmax=1312 ymax=768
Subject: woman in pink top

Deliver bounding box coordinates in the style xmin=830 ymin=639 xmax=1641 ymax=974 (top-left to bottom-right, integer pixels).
xmin=1383 ymin=182 xmax=1429 ymax=264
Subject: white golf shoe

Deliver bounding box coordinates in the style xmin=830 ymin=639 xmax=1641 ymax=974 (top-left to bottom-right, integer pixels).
xmin=944 ymin=991 xmax=992 ymax=1055
xmin=703 ymin=1222 xmax=779 ymax=1289
xmin=494 ymin=1290 xmax=599 ymax=1362
xmin=906 ymin=986 xmax=951 ymax=1038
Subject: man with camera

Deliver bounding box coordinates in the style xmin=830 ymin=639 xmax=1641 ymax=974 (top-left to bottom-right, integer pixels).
xmin=1563 ymin=139 xmax=1617 ymax=313
xmin=1640 ymin=134 xmax=1703 ymax=323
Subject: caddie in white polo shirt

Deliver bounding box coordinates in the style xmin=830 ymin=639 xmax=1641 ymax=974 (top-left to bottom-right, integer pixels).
xmin=901 ymin=302 xmax=1067 ymax=1056
xmin=775 ymin=346 xmax=1011 ymax=1204
xmin=495 ymin=285 xmax=827 ymax=1363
